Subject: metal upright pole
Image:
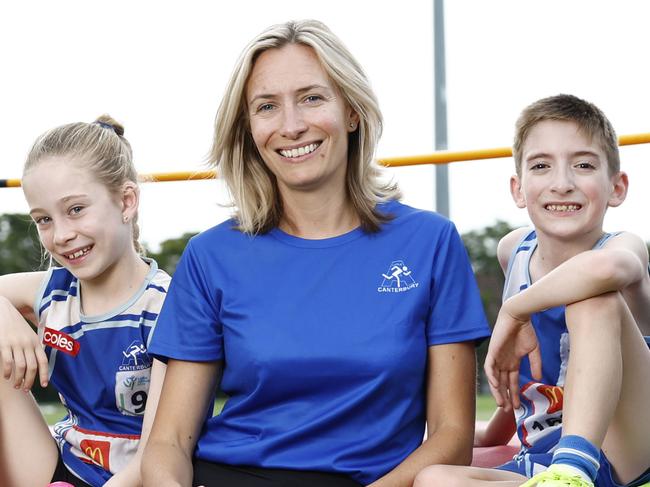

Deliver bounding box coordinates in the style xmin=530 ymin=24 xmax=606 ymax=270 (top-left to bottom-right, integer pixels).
xmin=434 ymin=0 xmax=449 ymax=217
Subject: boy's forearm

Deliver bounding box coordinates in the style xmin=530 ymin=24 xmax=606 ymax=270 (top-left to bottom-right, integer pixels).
xmin=506 ymin=249 xmax=642 ymax=319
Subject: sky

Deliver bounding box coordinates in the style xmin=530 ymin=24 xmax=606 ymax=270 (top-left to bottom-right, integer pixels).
xmin=2 ymin=0 xmax=649 ymax=250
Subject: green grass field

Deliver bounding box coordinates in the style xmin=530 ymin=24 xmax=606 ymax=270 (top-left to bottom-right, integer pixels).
xmin=41 ymin=394 xmax=499 ymax=425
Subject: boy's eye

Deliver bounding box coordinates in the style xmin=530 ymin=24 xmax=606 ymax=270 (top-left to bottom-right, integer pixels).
xmin=530 ymin=162 xmax=549 ymax=170
xmin=575 ymin=161 xmax=595 ymax=169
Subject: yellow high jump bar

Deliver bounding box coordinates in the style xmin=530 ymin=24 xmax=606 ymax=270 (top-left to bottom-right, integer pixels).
xmin=2 ymin=132 xmax=650 ymax=188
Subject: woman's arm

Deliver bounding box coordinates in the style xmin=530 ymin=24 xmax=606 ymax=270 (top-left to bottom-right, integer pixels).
xmin=104 ymin=358 xmax=167 ymax=487
xmin=367 ymin=342 xmax=477 ymax=487
xmin=142 ymin=359 xmax=222 ymax=487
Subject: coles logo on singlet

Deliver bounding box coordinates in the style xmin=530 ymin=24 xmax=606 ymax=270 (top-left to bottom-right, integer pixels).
xmin=42 ymin=327 xmax=80 ymax=356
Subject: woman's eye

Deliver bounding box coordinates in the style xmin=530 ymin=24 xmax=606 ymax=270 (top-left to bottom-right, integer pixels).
xmin=258 ymin=103 xmax=275 ymax=112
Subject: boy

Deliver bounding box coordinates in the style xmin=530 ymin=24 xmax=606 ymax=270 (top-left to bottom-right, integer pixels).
xmin=413 ymin=94 xmax=650 ymax=487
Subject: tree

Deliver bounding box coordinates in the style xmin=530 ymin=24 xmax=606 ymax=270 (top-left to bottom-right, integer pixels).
xmin=0 ymin=213 xmax=44 ymax=274
xmin=145 ymin=232 xmax=197 ymax=275
xmin=461 ymin=220 xmax=516 ymax=393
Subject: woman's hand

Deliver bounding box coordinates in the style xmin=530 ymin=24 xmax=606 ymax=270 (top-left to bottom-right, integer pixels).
xmin=0 ymin=297 xmax=48 ymax=390
xmin=484 ymin=306 xmax=541 ymax=411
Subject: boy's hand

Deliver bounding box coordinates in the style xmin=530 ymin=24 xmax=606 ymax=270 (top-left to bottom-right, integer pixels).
xmin=0 ymin=302 xmax=49 ymax=390
xmin=484 ymin=307 xmax=542 ymax=411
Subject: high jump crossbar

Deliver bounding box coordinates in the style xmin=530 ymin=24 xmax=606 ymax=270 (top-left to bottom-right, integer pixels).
xmin=2 ymin=132 xmax=649 ymax=188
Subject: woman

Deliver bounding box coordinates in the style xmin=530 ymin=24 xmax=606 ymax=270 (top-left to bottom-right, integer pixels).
xmin=142 ymin=20 xmax=490 ymax=487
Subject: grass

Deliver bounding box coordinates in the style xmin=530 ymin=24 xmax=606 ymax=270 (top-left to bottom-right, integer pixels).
xmin=41 ymin=394 xmax=498 ymax=425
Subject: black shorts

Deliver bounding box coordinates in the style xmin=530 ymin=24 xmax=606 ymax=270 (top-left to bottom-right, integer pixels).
xmin=192 ymin=459 xmax=363 ymax=487
xmin=51 ymin=452 xmax=93 ymax=487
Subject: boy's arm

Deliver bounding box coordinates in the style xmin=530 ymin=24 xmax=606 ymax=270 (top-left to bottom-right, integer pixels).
xmin=503 ymin=232 xmax=648 ymax=321
xmin=474 ymin=407 xmax=516 ymax=447
xmin=0 ymin=272 xmax=49 ymax=389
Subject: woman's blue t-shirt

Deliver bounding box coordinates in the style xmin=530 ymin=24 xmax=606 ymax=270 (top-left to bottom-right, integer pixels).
xmin=149 ymin=201 xmax=490 ymax=484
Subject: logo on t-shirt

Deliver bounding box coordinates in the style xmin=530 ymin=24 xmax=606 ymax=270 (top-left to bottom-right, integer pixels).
xmin=42 ymin=327 xmax=80 ymax=356
xmin=377 ymin=260 xmax=419 ymax=293
xmin=119 ymin=341 xmax=152 ymax=371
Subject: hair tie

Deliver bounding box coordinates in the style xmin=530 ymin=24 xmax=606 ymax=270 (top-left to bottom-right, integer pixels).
xmin=96 ymin=121 xmax=114 ymax=131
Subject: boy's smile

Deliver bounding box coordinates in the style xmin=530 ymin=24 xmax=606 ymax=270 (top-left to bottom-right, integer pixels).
xmin=511 ymin=120 xmax=627 ymax=244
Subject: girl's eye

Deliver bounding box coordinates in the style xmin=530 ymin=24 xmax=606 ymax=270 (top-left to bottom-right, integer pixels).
xmin=69 ymin=206 xmax=83 ymax=215
xmin=35 ymin=216 xmax=51 ymax=225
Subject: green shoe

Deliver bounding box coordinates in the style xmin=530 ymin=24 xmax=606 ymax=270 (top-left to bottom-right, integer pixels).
xmin=520 ymin=464 xmax=594 ymax=487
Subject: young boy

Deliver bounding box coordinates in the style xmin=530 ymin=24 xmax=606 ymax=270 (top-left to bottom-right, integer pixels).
xmin=413 ymin=94 xmax=650 ymax=487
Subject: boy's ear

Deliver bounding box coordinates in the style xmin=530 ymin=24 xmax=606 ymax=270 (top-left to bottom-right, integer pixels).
xmin=608 ymin=171 xmax=628 ymax=208
xmin=510 ymin=175 xmax=526 ymax=208
xmin=120 ymin=181 xmax=140 ymax=221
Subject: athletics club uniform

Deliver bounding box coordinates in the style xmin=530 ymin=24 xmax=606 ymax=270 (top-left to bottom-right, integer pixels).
xmin=35 ymin=259 xmax=170 ymax=486
xmin=149 ymin=200 xmax=491 ymax=486
xmin=496 ymin=230 xmax=650 ymax=487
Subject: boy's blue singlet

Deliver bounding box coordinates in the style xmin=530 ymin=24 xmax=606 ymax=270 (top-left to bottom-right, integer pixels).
xmin=501 ymin=230 xmax=616 ymax=454
xmin=35 ymin=259 xmax=170 ymax=487
xmin=149 ymin=200 xmax=491 ymax=485
xmin=496 ymin=230 xmax=650 ymax=486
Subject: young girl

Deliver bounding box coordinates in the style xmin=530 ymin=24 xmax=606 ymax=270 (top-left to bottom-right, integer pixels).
xmin=0 ymin=115 xmax=170 ymax=487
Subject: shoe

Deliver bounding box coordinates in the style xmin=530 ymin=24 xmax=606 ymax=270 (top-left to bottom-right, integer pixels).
xmin=520 ymin=464 xmax=594 ymax=487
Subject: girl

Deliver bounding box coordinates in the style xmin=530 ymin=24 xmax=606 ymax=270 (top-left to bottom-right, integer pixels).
xmin=0 ymin=115 xmax=170 ymax=486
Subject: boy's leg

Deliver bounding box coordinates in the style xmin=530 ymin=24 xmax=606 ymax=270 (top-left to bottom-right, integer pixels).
xmin=0 ymin=375 xmax=59 ymax=486
xmin=563 ymin=292 xmax=650 ymax=484
xmin=413 ymin=464 xmax=526 ymax=486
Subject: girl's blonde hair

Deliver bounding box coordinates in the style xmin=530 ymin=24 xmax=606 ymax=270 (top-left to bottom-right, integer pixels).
xmin=209 ymin=19 xmax=400 ymax=234
xmin=24 ymin=114 xmax=144 ymax=254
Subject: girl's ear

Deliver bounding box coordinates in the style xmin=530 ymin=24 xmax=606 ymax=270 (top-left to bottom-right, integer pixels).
xmin=608 ymin=171 xmax=628 ymax=208
xmin=510 ymin=174 xmax=526 ymax=208
xmin=120 ymin=181 xmax=140 ymax=222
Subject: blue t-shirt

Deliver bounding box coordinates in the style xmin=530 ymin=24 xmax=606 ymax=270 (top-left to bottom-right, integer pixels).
xmin=149 ymin=200 xmax=490 ymax=484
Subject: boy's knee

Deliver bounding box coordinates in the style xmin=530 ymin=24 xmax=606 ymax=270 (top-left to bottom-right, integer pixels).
xmin=566 ymin=291 xmax=625 ymax=326
xmin=413 ymin=465 xmax=464 ymax=487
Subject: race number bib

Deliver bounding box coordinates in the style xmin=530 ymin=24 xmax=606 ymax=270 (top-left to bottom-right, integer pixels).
xmin=115 ymin=368 xmax=150 ymax=416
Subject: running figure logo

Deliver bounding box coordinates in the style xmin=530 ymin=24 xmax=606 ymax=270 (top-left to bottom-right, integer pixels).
xmin=378 ymin=260 xmax=419 ymax=293
xmin=120 ymin=341 xmax=152 ymax=369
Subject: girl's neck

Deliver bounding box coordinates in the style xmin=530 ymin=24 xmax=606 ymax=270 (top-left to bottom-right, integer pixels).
xmin=278 ymin=187 xmax=359 ymax=239
xmin=78 ymin=249 xmax=150 ymax=316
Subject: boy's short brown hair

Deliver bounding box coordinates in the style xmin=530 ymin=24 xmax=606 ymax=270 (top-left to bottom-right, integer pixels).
xmin=513 ymin=94 xmax=619 ymax=176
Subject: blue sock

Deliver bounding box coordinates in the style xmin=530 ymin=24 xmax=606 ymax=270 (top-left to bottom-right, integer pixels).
xmin=552 ymin=435 xmax=600 ymax=481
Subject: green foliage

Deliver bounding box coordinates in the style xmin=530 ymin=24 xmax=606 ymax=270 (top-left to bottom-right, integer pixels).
xmin=145 ymin=232 xmax=197 ymax=275
xmin=0 ymin=213 xmax=44 ymax=274
xmin=462 ymin=220 xmax=517 ymax=393
xmin=462 ymin=220 xmax=516 ymax=325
